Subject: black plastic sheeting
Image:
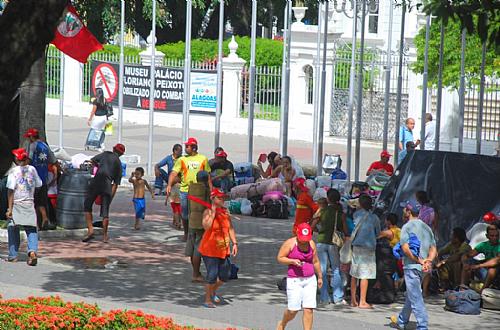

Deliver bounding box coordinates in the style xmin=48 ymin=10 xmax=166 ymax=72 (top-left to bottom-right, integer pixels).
xmin=377 ymin=150 xmax=500 ymax=244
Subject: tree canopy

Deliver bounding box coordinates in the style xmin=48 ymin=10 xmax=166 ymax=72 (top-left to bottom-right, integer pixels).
xmin=412 ymin=18 xmax=499 ymax=89
xmin=396 ymin=0 xmax=500 ymax=47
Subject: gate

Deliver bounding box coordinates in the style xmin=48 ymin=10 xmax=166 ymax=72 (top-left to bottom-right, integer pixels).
xmin=329 ymin=43 xmax=409 ymax=141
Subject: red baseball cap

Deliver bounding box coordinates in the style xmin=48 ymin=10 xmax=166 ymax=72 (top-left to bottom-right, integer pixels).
xmin=215 ymin=150 xmax=227 ymax=158
xmin=210 ymin=188 xmax=227 ymax=199
xmin=380 ymin=150 xmax=392 ymax=158
xmin=293 ymin=177 xmax=309 ymax=192
xmin=184 ymin=137 xmax=198 ymax=146
xmin=483 ymin=212 xmax=498 ymax=223
xmin=12 ymin=148 xmax=28 ymax=161
xmin=113 ymin=143 xmax=126 ymax=154
xmin=296 ymin=223 xmax=313 ymax=242
xmin=23 ymin=128 xmax=39 ymax=138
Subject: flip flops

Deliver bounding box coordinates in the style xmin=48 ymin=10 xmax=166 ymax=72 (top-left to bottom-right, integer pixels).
xmin=212 ymin=294 xmax=222 ymax=304
xmin=202 ymin=302 xmax=216 ymax=308
xmin=82 ymin=234 xmax=94 ymax=242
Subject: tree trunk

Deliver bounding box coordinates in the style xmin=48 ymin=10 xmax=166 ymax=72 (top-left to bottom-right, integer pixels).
xmin=19 ymin=56 xmax=47 ymax=145
xmin=0 ymin=0 xmax=67 ymax=177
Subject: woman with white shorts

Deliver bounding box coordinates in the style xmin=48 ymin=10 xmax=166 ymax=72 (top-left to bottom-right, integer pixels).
xmin=277 ymin=223 xmax=323 ymax=330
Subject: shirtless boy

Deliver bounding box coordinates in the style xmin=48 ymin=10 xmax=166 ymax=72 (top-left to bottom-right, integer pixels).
xmin=129 ymin=167 xmax=154 ymax=230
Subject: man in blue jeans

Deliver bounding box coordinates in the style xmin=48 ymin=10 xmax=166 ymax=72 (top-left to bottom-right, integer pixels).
xmin=154 ymin=144 xmax=182 ymax=195
xmin=391 ymin=199 xmax=437 ymax=330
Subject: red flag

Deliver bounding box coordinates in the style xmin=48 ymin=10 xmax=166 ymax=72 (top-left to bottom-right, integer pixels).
xmin=51 ymin=5 xmax=103 ymax=63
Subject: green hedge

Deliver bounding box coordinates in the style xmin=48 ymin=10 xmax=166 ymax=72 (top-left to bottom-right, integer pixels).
xmin=90 ymin=37 xmax=284 ymax=67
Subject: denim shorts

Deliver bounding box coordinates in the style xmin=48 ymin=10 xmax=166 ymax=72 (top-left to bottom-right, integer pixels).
xmin=202 ymin=256 xmax=231 ymax=284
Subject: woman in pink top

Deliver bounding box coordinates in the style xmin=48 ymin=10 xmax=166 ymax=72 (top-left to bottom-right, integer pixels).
xmin=276 ymin=223 xmax=322 ymax=330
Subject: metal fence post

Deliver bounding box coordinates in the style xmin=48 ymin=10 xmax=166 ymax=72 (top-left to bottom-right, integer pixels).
xmin=215 ymin=0 xmax=225 ymax=149
xmin=394 ymin=3 xmax=406 ymax=164
xmin=147 ymin=0 xmax=156 ymax=175
xmin=435 ymin=22 xmax=445 ymax=151
xmin=58 ymin=53 xmax=65 ymax=148
xmin=354 ymin=0 xmax=367 ymax=181
xmin=420 ymin=15 xmax=431 ymax=150
xmin=476 ymin=42 xmax=487 ymax=154
xmin=182 ymin=0 xmax=193 ymax=143
xmin=317 ymin=0 xmax=329 ymax=176
xmin=346 ymin=0 xmax=357 ymax=182
xmin=312 ymin=1 xmax=323 ymax=168
xmin=382 ymin=0 xmax=393 ymax=151
xmin=247 ymin=0 xmax=257 ymax=163
xmin=118 ymin=0 xmax=125 ymax=144
xmin=279 ymin=0 xmax=292 ymax=156
xmin=458 ymin=28 xmax=466 ymax=152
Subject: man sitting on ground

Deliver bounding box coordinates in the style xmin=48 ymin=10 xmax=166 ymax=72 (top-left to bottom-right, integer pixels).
xmin=435 ymin=227 xmax=471 ymax=291
xmin=461 ymin=224 xmax=500 ymax=292
xmin=366 ymin=150 xmax=394 ymax=177
xmin=209 ymin=148 xmax=234 ymax=193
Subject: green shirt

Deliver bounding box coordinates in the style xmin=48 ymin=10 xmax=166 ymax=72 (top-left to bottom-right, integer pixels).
xmin=475 ymin=240 xmax=500 ymax=261
xmin=316 ymin=205 xmax=343 ymax=244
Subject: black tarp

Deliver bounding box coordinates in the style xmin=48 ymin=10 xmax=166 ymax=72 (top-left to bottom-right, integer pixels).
xmin=377 ymin=150 xmax=500 ymax=244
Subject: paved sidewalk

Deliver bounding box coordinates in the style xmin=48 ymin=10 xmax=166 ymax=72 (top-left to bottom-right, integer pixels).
xmin=1 ymin=188 xmax=499 ymax=329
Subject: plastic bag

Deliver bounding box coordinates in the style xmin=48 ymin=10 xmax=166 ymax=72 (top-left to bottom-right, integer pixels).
xmin=104 ymin=122 xmax=113 ymax=136
xmin=305 ymin=179 xmax=316 ymax=197
xmin=316 ymin=175 xmax=332 ymax=188
xmin=228 ymin=200 xmax=242 ymax=214
xmin=240 ymin=198 xmax=252 ymax=215
xmin=313 ymin=187 xmax=328 ymax=201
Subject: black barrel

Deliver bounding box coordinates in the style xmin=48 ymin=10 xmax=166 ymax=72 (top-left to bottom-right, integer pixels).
xmin=56 ymin=169 xmax=91 ymax=229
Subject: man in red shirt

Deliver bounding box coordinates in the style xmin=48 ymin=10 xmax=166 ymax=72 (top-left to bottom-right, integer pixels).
xmin=366 ymin=150 xmax=394 ymax=176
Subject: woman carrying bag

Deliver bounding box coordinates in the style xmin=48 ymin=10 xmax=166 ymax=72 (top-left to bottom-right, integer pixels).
xmin=311 ymin=189 xmax=349 ymax=305
xmin=346 ymin=194 xmax=380 ymax=309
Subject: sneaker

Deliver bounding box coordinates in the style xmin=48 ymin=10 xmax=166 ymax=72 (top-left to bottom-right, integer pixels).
xmin=389 ymin=315 xmax=404 ymax=329
xmin=334 ymin=299 xmax=348 ymax=306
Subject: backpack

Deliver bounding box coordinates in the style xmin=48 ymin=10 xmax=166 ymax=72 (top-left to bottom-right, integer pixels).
xmin=444 ymin=288 xmax=481 ymax=315
xmin=265 ymin=198 xmax=289 ymax=219
xmin=251 ymin=199 xmax=267 ymax=217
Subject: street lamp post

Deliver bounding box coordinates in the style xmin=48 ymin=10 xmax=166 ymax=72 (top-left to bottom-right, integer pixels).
xmin=279 ymin=0 xmax=292 ymax=156
xmin=247 ymin=0 xmax=257 ymax=163
xmin=147 ymin=0 xmax=156 ymax=175
xmin=394 ymin=3 xmax=406 ymax=163
xmin=420 ymin=15 xmax=431 ymax=150
xmin=118 ymin=0 xmax=125 ymax=144
xmin=312 ymin=1 xmax=323 ymax=168
xmin=182 ymin=0 xmax=193 ymax=143
xmin=382 ymin=0 xmax=393 ymax=151
xmin=317 ymin=0 xmax=330 ymax=176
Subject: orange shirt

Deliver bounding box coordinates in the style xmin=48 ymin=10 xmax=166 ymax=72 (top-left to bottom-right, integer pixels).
xmin=293 ymin=192 xmax=318 ymax=233
xmin=198 ymin=209 xmax=231 ymax=259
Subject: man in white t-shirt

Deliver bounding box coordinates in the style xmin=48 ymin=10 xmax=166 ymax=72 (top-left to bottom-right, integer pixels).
xmin=6 ymin=148 xmax=42 ymax=265
xmin=424 ymin=113 xmax=436 ymax=150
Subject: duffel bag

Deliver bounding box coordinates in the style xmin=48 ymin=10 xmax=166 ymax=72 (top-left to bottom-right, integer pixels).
xmin=444 ymin=288 xmax=481 ymax=315
xmin=234 ymin=162 xmax=253 ymax=178
xmin=482 ymin=288 xmax=500 ymax=311
xmin=265 ymin=198 xmax=289 ymax=219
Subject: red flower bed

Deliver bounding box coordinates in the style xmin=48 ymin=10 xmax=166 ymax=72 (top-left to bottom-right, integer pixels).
xmin=0 ymin=295 xmax=236 ymax=330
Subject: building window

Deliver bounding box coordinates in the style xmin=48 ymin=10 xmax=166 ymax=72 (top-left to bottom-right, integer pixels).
xmin=304 ymin=65 xmax=314 ymax=105
xmin=368 ymin=0 xmax=379 ymax=34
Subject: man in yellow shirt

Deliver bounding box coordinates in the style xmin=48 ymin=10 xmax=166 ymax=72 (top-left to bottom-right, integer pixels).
xmin=166 ymin=137 xmax=211 ymax=281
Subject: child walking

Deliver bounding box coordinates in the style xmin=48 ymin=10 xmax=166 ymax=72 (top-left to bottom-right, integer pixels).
xmin=6 ymin=148 xmax=43 ymax=266
xmin=129 ymin=167 xmax=154 ymax=230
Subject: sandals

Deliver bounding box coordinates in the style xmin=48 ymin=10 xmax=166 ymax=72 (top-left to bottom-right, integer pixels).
xmin=202 ymin=302 xmax=216 ymax=308
xmin=82 ymin=234 xmax=95 ymax=242
xmin=212 ymin=294 xmax=222 ymax=304
xmin=27 ymin=252 xmax=37 ymax=266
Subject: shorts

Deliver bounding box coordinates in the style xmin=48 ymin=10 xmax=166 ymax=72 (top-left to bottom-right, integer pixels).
xmin=286 ymin=276 xmax=318 ymax=311
xmin=467 ymin=259 xmax=489 ymax=281
xmin=180 ymin=191 xmax=189 ymax=220
xmin=171 ymin=202 xmax=181 ymax=215
xmin=133 ymin=198 xmax=146 ymax=220
xmin=84 ymin=186 xmax=112 ymax=218
xmin=202 ymin=256 xmax=231 ymax=284
xmin=185 ymin=229 xmax=205 ymax=257
xmin=34 ymin=184 xmax=48 ymax=209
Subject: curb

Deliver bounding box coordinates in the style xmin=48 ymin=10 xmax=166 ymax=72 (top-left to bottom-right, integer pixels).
xmin=0 ymin=228 xmax=103 ymax=243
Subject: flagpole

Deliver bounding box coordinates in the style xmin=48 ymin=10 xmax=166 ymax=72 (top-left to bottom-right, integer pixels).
xmin=58 ymin=53 xmax=65 ymax=148
xmin=182 ymin=0 xmax=193 ymax=142
xmin=118 ymin=0 xmax=125 ymax=143
xmin=147 ymin=0 xmax=156 ymax=175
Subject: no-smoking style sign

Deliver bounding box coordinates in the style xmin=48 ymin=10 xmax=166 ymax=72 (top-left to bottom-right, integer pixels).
xmin=92 ymin=63 xmax=118 ymax=102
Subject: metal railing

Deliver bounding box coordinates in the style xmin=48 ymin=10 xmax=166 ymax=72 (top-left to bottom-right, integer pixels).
xmin=46 ymin=47 xmax=61 ymax=98
xmin=240 ymin=65 xmax=282 ymax=121
xmin=463 ymin=82 xmax=500 ymax=141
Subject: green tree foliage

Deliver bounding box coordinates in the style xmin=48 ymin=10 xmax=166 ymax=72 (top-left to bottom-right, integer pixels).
xmin=412 ymin=19 xmax=499 ymax=89
xmin=395 ymin=0 xmax=500 ymax=46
